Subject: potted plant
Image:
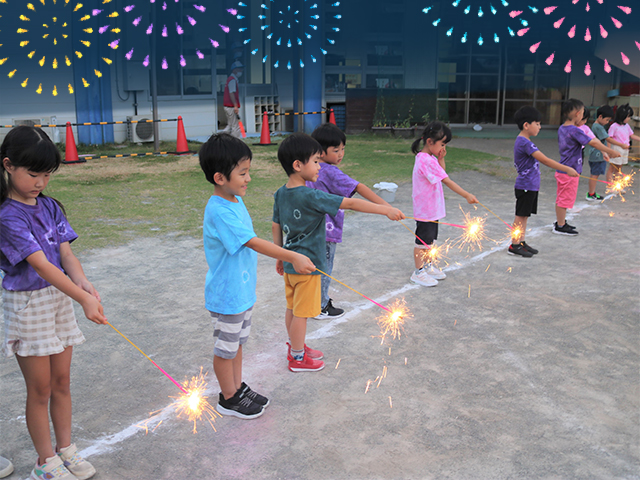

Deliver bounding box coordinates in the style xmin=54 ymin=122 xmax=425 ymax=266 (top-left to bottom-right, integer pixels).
xmin=391 ymin=96 xmax=416 ymax=138
xmin=371 ymin=91 xmax=392 ymax=135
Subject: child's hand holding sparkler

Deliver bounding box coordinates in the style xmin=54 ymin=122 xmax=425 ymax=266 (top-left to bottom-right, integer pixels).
xmin=291 ymin=253 xmax=316 ymax=274
xmin=566 ymin=167 xmax=579 ymax=177
xmin=464 ymin=193 xmax=479 ymax=204
xmin=385 ymin=206 xmax=405 ymax=221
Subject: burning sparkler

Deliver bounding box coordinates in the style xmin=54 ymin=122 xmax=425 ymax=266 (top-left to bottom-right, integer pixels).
xmin=451 ymin=208 xmax=492 ymax=252
xmin=606 ymin=171 xmax=635 ymax=200
xmin=107 ymin=322 xmax=218 ymax=433
xmin=377 ymin=298 xmax=412 ymax=344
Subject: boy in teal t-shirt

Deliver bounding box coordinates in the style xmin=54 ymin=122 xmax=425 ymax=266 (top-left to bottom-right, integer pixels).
xmin=272 ymin=133 xmax=405 ymax=373
xmin=200 ymin=134 xmax=314 ymax=420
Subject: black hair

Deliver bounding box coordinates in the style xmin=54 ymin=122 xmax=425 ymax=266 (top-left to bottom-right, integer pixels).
xmin=199 ymin=133 xmax=252 ymax=185
xmin=311 ymin=123 xmax=346 ymax=152
xmin=596 ymin=105 xmax=614 ymax=119
xmin=513 ymin=106 xmax=542 ymax=130
xmin=613 ymin=103 xmax=633 ymax=125
xmin=561 ymin=98 xmax=585 ymax=121
xmin=581 ymin=107 xmax=590 ymax=121
xmin=411 ymin=121 xmax=452 ymax=154
xmin=277 ymin=133 xmax=322 ymax=176
xmin=1 ymin=125 xmax=62 ymax=206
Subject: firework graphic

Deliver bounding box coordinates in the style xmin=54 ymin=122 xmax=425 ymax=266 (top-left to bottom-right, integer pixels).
xmin=0 ymin=0 xmax=118 ymax=95
xmin=422 ymin=1 xmax=538 ymax=46
xmin=112 ymin=1 xmax=230 ymax=69
xmin=234 ymin=0 xmax=341 ymax=70
xmin=514 ymin=1 xmax=638 ymax=75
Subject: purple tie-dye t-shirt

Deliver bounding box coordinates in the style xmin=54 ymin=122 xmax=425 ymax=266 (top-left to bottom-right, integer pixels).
xmin=513 ymin=136 xmax=541 ymax=191
xmin=0 ymin=196 xmax=77 ymax=291
xmin=306 ymin=162 xmax=359 ymax=243
xmin=557 ymin=124 xmax=591 ymax=175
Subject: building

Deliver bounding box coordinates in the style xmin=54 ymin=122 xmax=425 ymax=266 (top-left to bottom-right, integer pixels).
xmin=1 ymin=0 xmax=638 ymax=145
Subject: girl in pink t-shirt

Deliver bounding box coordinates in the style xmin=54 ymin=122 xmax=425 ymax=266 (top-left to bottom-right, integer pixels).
xmin=410 ymin=121 xmax=478 ymax=287
xmin=608 ymin=104 xmax=640 ymax=179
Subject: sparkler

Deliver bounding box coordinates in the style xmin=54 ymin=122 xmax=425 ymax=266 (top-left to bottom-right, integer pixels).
xmin=107 ymin=322 xmax=218 ymax=432
xmin=605 ymin=171 xmax=635 ymax=200
xmin=450 ymin=207 xmax=493 ymax=252
xmin=399 ymin=221 xmax=451 ymax=269
xmin=234 ymin=0 xmax=341 ymax=69
xmin=315 ymin=268 xmax=391 ymax=313
xmin=376 ymin=298 xmax=412 ymax=344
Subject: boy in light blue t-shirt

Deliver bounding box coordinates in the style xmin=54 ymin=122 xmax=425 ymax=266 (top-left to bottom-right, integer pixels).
xmin=200 ymin=133 xmax=314 ymax=420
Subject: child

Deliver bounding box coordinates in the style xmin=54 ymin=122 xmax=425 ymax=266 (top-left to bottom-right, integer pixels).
xmin=607 ymin=104 xmax=639 ymax=181
xmin=587 ymin=105 xmax=627 ymax=199
xmin=554 ymin=99 xmax=620 ymax=235
xmin=272 ymin=133 xmax=404 ymax=372
xmin=306 ymin=123 xmax=390 ymax=319
xmin=410 ymin=121 xmax=478 ymax=286
xmin=199 ymin=134 xmax=316 ymax=419
xmin=509 ymin=106 xmax=579 ymax=257
xmin=0 ymin=126 xmax=107 ymax=480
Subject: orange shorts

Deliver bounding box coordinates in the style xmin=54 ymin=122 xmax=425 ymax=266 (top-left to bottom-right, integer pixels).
xmin=284 ymin=273 xmax=321 ymax=318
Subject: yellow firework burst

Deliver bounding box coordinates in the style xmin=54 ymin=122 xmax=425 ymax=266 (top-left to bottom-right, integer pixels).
xmin=0 ymin=0 xmax=116 ymax=95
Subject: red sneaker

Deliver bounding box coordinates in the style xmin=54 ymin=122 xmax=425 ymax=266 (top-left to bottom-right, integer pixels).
xmin=288 ymin=353 xmax=325 ymax=372
xmin=286 ymin=342 xmax=324 ymax=360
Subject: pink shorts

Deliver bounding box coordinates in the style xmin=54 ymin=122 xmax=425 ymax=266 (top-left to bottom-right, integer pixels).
xmin=555 ymin=172 xmax=579 ymax=209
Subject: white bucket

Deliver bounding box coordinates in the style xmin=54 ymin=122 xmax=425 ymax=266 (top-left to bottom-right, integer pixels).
xmin=373 ymin=182 xmax=398 ymax=203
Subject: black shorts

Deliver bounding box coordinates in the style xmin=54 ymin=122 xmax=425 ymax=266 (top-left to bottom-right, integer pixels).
xmin=515 ymin=189 xmax=538 ymax=217
xmin=415 ymin=221 xmax=438 ymax=246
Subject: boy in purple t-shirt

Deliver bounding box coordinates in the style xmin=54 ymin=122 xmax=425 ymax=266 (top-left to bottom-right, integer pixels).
xmin=553 ymin=99 xmax=620 ymax=236
xmin=306 ymin=123 xmax=390 ymax=319
xmin=509 ymin=106 xmax=578 ymax=257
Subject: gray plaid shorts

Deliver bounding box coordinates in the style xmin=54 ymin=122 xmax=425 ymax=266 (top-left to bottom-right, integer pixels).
xmin=2 ymin=286 xmax=86 ymax=357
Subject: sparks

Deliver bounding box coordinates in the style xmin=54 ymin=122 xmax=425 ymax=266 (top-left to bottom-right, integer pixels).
xmin=606 ymin=171 xmax=635 ymax=200
xmin=377 ymin=298 xmax=412 ymax=344
xmin=451 ymin=208 xmax=492 ymax=252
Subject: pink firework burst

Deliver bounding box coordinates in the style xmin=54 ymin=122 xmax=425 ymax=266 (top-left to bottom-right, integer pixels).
xmin=111 ymin=1 xmax=231 ymax=68
xmin=517 ymin=1 xmax=636 ymax=75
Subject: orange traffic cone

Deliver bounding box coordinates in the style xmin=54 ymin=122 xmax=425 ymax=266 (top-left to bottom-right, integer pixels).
xmin=63 ymin=122 xmax=84 ymax=164
xmin=329 ymin=108 xmax=337 ymax=125
xmin=176 ymin=115 xmax=189 ymax=155
xmin=257 ymin=111 xmax=276 ymax=146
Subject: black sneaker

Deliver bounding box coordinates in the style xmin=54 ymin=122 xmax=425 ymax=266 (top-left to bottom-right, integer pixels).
xmin=553 ymin=222 xmax=579 ymax=235
xmin=315 ymin=299 xmax=345 ymax=319
xmin=508 ymin=243 xmax=533 ymax=257
xmin=520 ymin=241 xmax=538 ymax=255
xmin=586 ymin=192 xmax=604 ymax=201
xmin=216 ymin=390 xmax=264 ymax=419
xmin=240 ymin=382 xmax=270 ymax=408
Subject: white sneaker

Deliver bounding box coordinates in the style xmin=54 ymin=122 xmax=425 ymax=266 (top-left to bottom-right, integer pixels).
xmin=0 ymin=456 xmax=14 ymax=479
xmin=58 ymin=444 xmax=95 ymax=480
xmin=410 ymin=269 xmax=438 ymax=287
xmin=30 ymin=455 xmax=77 ymax=480
xmin=425 ymin=264 xmax=446 ymax=280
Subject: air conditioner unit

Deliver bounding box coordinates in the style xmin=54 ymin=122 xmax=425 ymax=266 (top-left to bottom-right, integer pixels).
xmin=127 ymin=115 xmax=155 ymax=143
xmin=13 ymin=118 xmax=44 ymax=127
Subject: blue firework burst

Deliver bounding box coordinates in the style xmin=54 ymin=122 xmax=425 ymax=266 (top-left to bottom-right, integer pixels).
xmin=422 ymin=1 xmax=536 ymax=46
xmin=235 ymin=0 xmax=341 ymax=69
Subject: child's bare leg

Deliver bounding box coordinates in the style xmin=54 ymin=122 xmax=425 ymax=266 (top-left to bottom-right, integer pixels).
xmin=213 ymin=346 xmax=243 ymax=400
xmin=49 ymin=347 xmax=73 ymax=451
xmin=288 ymin=314 xmax=307 ymax=351
xmin=512 ymin=216 xmax=528 ymax=243
xmin=16 ymin=354 xmax=56 ymax=463
xmin=555 ymin=205 xmax=567 ymax=226
xmin=588 ymin=175 xmax=598 ymax=196
xmin=413 ymin=247 xmax=425 ymax=269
